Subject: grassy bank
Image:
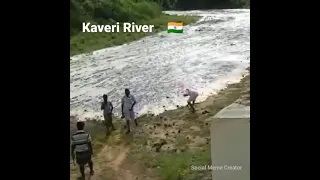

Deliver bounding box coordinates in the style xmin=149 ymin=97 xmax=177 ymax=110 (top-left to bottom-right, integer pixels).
xmin=70 ymin=14 xmax=198 ymax=56
xmin=70 ymin=72 xmax=250 ymax=180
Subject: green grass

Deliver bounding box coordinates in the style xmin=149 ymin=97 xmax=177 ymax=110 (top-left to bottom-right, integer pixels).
xmin=70 ymin=14 xmax=199 ymax=56
xmin=156 ymin=146 xmax=211 ymax=180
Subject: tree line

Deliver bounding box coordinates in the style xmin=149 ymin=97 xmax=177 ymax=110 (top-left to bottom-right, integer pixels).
xmin=70 ymin=0 xmax=249 ymax=36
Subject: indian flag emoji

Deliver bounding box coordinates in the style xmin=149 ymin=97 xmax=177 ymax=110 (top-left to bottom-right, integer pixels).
xmin=168 ymin=22 xmax=183 ymax=33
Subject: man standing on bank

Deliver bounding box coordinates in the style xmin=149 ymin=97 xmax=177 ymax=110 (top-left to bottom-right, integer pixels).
xmin=101 ymin=94 xmax=116 ymax=135
xmin=121 ymin=88 xmax=137 ymax=134
xmin=71 ymin=121 xmax=94 ymax=179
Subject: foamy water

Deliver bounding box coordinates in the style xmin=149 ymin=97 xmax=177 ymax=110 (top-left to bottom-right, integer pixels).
xmin=70 ymin=9 xmax=250 ymax=120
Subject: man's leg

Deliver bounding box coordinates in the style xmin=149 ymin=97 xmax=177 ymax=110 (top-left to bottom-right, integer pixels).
xmin=104 ymin=116 xmax=110 ymax=135
xmin=187 ymin=101 xmax=196 ymax=112
xmin=126 ymin=119 xmax=130 ymax=133
xmin=109 ymin=114 xmax=116 ymax=131
xmin=131 ymin=111 xmax=138 ymax=126
xmin=79 ymin=165 xmax=85 ymax=179
xmin=124 ymin=110 xmax=131 ymax=133
xmin=88 ymin=159 xmax=94 ymax=175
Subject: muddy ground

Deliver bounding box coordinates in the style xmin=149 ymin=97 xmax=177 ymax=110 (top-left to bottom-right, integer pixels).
xmin=70 ymin=73 xmax=250 ymax=180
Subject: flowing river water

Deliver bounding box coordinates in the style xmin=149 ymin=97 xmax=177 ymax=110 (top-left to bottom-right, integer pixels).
xmin=70 ymin=9 xmax=250 ymax=120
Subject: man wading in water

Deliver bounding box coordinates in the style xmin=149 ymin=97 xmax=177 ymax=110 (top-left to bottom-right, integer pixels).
xmin=121 ymin=89 xmax=137 ymax=134
xmin=101 ymin=94 xmax=115 ymax=135
xmin=71 ymin=121 xmax=94 ymax=179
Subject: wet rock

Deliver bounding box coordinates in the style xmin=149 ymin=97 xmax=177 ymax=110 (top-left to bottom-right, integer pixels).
xmin=155 ymin=147 xmax=161 ymax=152
xmin=173 ymin=148 xmax=177 ymax=152
xmin=153 ymin=139 xmax=167 ymax=152
xmin=202 ymin=110 xmax=210 ymax=114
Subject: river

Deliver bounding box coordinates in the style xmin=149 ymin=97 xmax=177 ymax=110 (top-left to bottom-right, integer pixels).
xmin=70 ymin=9 xmax=250 ymax=120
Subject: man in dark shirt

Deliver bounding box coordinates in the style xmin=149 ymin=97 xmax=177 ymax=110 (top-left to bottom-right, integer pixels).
xmin=71 ymin=121 xmax=94 ymax=179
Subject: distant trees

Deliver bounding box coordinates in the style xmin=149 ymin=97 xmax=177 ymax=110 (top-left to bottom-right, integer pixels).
xmin=70 ymin=0 xmax=249 ymax=36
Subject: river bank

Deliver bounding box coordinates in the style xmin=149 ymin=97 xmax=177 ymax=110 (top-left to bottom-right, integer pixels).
xmin=70 ymin=71 xmax=250 ymax=180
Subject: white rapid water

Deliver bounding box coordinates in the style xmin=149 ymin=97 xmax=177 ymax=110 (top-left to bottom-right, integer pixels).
xmin=70 ymin=9 xmax=250 ymax=120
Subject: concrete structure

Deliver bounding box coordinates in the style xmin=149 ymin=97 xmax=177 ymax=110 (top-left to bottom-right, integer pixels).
xmin=210 ymin=103 xmax=250 ymax=180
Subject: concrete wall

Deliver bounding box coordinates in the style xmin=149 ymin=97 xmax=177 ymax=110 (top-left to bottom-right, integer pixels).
xmin=210 ymin=103 xmax=250 ymax=180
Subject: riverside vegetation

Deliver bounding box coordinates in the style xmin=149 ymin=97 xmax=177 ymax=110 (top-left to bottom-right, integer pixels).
xmin=70 ymin=0 xmax=249 ymax=56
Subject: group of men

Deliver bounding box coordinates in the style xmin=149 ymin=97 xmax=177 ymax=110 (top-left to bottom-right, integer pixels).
xmin=101 ymin=88 xmax=137 ymax=135
xmin=71 ymin=88 xmax=199 ymax=179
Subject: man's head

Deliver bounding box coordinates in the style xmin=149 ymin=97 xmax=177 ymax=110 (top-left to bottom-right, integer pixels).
xmin=103 ymin=94 xmax=108 ymax=101
xmin=125 ymin=89 xmax=130 ymax=96
xmin=77 ymin=121 xmax=85 ymax=130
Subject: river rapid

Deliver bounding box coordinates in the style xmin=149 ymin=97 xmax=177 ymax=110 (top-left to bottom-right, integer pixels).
xmin=70 ymin=9 xmax=250 ymax=120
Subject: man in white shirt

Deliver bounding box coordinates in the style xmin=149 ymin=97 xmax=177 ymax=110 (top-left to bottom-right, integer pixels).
xmin=121 ymin=88 xmax=137 ymax=134
xmin=183 ymin=89 xmax=199 ymax=113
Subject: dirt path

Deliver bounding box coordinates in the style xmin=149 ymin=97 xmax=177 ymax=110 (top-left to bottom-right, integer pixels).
xmin=70 ymin=136 xmax=149 ymax=180
xmin=88 ymin=144 xmax=133 ymax=180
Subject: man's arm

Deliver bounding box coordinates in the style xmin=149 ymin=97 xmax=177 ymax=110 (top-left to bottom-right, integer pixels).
xmin=130 ymin=96 xmax=136 ymax=110
xmin=121 ymin=98 xmax=124 ymax=114
xmin=183 ymin=90 xmax=189 ymax=96
xmin=110 ymin=102 xmax=113 ymax=112
xmin=101 ymin=102 xmax=104 ymax=110
xmin=71 ymin=137 xmax=76 ymax=161
xmin=87 ymin=134 xmax=93 ymax=155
